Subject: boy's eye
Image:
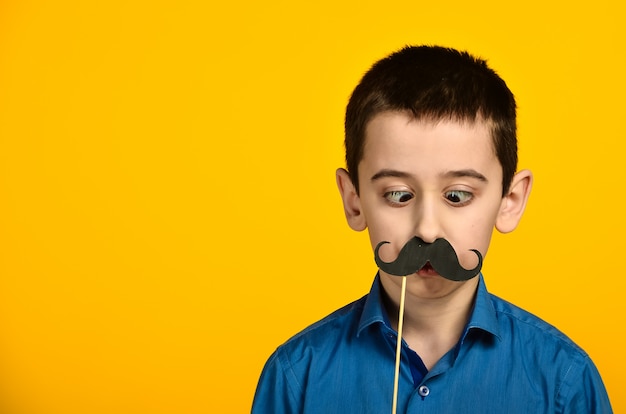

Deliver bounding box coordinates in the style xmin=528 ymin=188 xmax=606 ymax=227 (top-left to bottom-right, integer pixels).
xmin=384 ymin=191 xmax=414 ymax=205
xmin=444 ymin=190 xmax=472 ymax=205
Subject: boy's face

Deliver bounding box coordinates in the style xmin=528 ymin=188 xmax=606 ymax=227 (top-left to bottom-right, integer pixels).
xmin=337 ymin=111 xmax=529 ymax=300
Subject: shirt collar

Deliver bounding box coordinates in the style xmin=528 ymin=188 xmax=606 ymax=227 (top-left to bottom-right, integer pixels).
xmin=357 ymin=273 xmax=501 ymax=340
xmin=465 ymin=273 xmax=501 ymax=340
xmin=356 ymin=274 xmax=387 ymax=337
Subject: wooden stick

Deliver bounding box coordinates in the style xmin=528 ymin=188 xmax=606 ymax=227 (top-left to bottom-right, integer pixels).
xmin=392 ymin=276 xmax=407 ymax=414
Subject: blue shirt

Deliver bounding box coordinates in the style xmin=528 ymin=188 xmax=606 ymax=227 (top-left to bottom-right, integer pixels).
xmin=252 ymin=274 xmax=612 ymax=413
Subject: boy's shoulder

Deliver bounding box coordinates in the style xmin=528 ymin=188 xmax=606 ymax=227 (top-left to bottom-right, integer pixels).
xmin=280 ymin=294 xmax=368 ymax=351
xmin=487 ymin=291 xmax=589 ymax=359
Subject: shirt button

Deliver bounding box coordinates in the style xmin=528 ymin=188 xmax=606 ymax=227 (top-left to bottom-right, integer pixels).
xmin=418 ymin=385 xmax=430 ymax=397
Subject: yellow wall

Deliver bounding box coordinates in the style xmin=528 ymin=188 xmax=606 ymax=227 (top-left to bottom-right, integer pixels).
xmin=0 ymin=1 xmax=623 ymax=412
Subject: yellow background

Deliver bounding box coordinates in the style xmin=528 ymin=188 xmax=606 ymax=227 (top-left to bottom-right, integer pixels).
xmin=0 ymin=0 xmax=623 ymax=412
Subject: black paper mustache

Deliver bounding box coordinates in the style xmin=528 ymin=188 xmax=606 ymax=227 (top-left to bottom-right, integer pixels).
xmin=374 ymin=237 xmax=482 ymax=281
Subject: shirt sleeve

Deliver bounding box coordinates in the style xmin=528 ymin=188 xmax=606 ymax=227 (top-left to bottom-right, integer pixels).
xmin=251 ymin=348 xmax=303 ymax=414
xmin=560 ymin=355 xmax=613 ymax=414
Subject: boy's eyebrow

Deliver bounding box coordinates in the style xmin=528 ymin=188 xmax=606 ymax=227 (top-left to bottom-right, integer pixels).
xmin=443 ymin=169 xmax=488 ymax=182
xmin=370 ymin=169 xmax=413 ymax=181
xmin=370 ymin=168 xmax=488 ymax=182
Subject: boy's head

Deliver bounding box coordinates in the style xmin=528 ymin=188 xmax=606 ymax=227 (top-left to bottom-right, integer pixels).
xmin=345 ymin=45 xmax=517 ymax=197
xmin=336 ymin=45 xmax=532 ymax=296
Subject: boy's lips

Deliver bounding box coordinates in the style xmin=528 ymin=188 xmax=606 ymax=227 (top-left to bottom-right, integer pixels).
xmin=416 ymin=261 xmax=439 ymax=277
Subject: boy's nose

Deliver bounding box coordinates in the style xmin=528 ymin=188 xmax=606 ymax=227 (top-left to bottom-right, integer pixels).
xmin=413 ymin=201 xmax=441 ymax=243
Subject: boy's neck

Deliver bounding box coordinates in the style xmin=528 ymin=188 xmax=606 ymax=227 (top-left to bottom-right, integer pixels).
xmin=381 ymin=276 xmax=479 ymax=370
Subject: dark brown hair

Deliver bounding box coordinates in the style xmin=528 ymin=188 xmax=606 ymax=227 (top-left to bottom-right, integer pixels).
xmin=345 ymin=45 xmax=517 ymax=196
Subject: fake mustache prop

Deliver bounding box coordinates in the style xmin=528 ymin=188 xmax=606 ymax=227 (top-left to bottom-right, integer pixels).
xmin=374 ymin=237 xmax=483 ymax=281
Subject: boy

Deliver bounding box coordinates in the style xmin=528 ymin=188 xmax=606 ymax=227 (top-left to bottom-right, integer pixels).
xmin=252 ymin=46 xmax=612 ymax=413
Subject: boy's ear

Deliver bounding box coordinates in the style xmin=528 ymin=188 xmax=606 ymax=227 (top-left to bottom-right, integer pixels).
xmin=336 ymin=168 xmax=367 ymax=231
xmin=496 ymin=169 xmax=533 ymax=234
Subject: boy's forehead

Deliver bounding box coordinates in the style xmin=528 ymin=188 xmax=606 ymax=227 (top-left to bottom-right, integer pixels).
xmin=364 ymin=111 xmax=495 ymax=149
xmin=359 ymin=111 xmax=500 ymax=176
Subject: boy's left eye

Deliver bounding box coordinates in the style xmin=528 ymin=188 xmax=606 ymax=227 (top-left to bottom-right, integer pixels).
xmin=444 ymin=190 xmax=472 ymax=205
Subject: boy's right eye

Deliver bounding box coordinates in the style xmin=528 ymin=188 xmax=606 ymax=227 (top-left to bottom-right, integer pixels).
xmin=384 ymin=191 xmax=414 ymax=205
